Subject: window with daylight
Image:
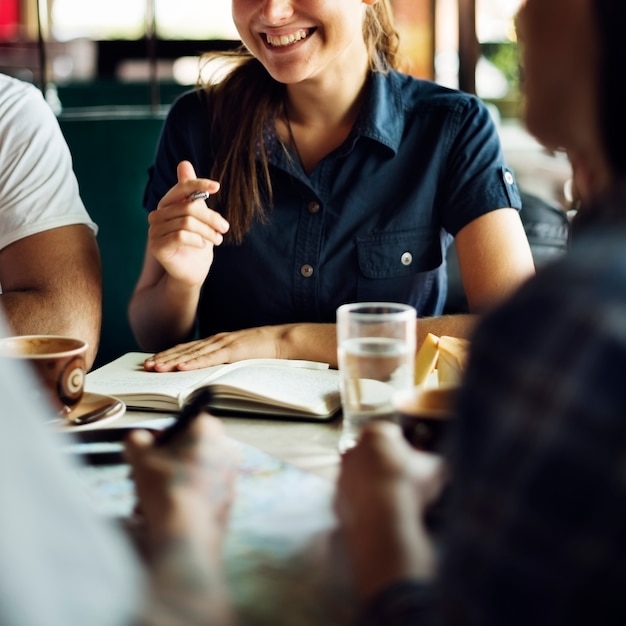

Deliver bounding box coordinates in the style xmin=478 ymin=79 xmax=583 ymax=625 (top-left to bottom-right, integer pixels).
xmin=50 ymin=0 xmax=238 ymax=41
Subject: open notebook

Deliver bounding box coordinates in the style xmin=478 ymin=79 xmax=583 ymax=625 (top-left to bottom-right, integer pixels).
xmin=86 ymin=352 xmax=342 ymax=421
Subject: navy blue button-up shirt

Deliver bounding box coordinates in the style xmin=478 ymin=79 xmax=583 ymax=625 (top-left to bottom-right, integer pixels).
xmin=144 ymin=70 xmax=521 ymax=338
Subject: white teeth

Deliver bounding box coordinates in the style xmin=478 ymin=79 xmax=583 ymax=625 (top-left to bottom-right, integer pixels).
xmin=266 ymin=29 xmax=309 ymax=47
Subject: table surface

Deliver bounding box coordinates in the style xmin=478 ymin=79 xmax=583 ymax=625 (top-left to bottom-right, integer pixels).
xmin=67 ymin=406 xmax=356 ymax=625
xmin=85 ymin=407 xmax=344 ymax=483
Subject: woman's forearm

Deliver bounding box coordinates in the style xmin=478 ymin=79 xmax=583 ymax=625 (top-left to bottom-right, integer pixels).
xmin=280 ymin=323 xmax=339 ymax=366
xmin=280 ymin=316 xmax=479 ymax=369
xmin=129 ymin=276 xmax=202 ymax=352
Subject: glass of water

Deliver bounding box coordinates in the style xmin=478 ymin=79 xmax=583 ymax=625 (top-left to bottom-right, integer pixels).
xmin=336 ymin=302 xmax=416 ymax=453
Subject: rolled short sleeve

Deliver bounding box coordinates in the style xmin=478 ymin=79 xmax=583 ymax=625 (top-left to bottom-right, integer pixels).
xmin=438 ymin=96 xmax=522 ymax=236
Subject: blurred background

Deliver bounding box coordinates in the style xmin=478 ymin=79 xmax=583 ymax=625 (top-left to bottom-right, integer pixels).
xmin=0 ymin=0 xmax=521 ymax=100
xmin=0 ymin=0 xmax=570 ymax=208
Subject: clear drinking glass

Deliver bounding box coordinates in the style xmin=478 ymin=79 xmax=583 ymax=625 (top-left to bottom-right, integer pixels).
xmin=336 ymin=302 xmax=416 ymax=453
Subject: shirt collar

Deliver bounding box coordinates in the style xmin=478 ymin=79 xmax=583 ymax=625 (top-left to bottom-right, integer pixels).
xmin=263 ymin=70 xmax=403 ymax=164
xmin=354 ymin=70 xmax=403 ymax=156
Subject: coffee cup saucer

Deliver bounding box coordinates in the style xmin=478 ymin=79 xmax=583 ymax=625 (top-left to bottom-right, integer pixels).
xmin=393 ymin=385 xmax=458 ymax=418
xmin=57 ymin=392 xmax=126 ymax=429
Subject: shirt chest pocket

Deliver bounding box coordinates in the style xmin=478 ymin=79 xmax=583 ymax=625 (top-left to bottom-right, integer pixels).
xmin=356 ymin=228 xmax=442 ymax=279
xmin=355 ymin=228 xmax=444 ymax=306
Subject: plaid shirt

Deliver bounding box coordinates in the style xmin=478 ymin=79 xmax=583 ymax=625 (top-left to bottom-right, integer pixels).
xmin=359 ymin=190 xmax=626 ymax=625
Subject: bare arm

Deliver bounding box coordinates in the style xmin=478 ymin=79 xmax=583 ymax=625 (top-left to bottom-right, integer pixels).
xmin=142 ymin=316 xmax=479 ymax=372
xmin=129 ymin=248 xmax=203 ymax=351
xmin=0 ymin=225 xmax=101 ymax=369
xmin=455 ymin=208 xmax=536 ymax=312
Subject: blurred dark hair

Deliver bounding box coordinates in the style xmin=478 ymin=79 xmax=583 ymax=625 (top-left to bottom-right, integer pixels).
xmin=594 ymin=1 xmax=626 ymax=176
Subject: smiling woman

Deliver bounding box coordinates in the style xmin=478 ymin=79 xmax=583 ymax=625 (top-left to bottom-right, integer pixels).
xmin=126 ymin=0 xmax=534 ymax=375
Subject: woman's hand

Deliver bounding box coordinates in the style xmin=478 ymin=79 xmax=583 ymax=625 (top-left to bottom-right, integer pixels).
xmin=142 ymin=323 xmax=338 ymax=372
xmin=142 ymin=326 xmax=285 ymax=371
xmin=148 ymin=160 xmax=229 ymax=288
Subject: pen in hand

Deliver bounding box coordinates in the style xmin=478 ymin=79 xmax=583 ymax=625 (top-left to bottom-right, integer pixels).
xmin=156 ymin=387 xmax=215 ymax=446
xmin=187 ymin=190 xmax=210 ymax=202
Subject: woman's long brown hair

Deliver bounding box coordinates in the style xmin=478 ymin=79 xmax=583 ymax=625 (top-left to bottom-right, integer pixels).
xmin=200 ymin=1 xmax=401 ymax=243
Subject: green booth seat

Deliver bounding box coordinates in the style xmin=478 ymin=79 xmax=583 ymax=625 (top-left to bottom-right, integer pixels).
xmin=56 ymin=80 xmax=189 ymax=109
xmin=58 ymin=106 xmax=167 ymax=369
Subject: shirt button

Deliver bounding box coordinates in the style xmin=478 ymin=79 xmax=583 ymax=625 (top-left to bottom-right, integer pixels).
xmin=504 ymin=171 xmax=514 ymax=185
xmin=401 ymin=252 xmax=413 ymax=266
xmin=300 ymin=264 xmax=314 ymax=278
xmin=307 ymin=201 xmax=320 ymax=214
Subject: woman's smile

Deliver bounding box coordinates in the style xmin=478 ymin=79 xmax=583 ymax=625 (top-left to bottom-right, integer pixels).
xmin=263 ymin=27 xmax=315 ymax=48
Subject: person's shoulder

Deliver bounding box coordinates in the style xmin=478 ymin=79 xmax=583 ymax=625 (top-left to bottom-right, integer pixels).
xmin=162 ymin=87 xmax=210 ymax=143
xmin=0 ymin=73 xmax=46 ymax=114
xmin=384 ymin=70 xmax=489 ymax=116
xmin=0 ymin=74 xmax=59 ymax=142
xmin=168 ymin=87 xmax=210 ymax=116
xmin=162 ymin=87 xmax=212 ymax=136
xmin=0 ymin=73 xmax=39 ymax=98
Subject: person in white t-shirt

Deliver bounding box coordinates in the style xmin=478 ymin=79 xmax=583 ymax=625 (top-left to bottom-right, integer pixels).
xmin=0 ymin=73 xmax=101 ymax=368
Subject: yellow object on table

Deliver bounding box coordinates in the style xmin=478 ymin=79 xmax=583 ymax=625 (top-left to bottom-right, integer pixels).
xmin=414 ymin=332 xmax=441 ymax=385
xmin=437 ymin=336 xmax=469 ymax=385
xmin=414 ymin=333 xmax=470 ymax=388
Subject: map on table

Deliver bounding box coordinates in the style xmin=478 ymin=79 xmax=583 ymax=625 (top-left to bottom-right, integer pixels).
xmin=74 ymin=437 xmax=357 ymax=626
